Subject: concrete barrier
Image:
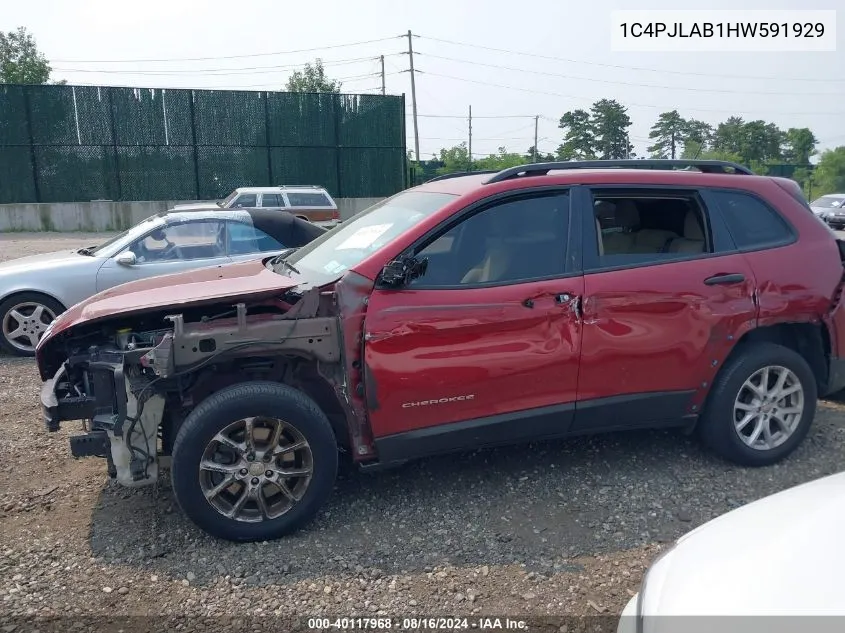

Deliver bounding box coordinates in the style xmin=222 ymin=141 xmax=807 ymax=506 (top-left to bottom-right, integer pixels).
xmin=0 ymin=197 xmax=386 ymax=232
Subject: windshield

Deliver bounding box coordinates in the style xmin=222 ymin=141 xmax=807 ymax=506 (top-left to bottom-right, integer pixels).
xmin=279 ymin=190 xmax=457 ymax=282
xmin=220 ymin=190 xmax=240 ymax=207
xmin=811 ymin=196 xmax=845 ymax=209
xmin=88 ymin=215 xmax=166 ymax=256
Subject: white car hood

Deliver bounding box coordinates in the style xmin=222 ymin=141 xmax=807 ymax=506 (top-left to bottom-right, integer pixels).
xmin=0 ymin=250 xmax=96 ymax=276
xmin=648 ymin=471 xmax=845 ymax=617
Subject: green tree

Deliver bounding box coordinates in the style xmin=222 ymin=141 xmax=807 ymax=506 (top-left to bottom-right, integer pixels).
xmin=556 ymin=109 xmax=595 ymax=160
xmin=525 ymin=146 xmax=554 ymax=162
xmin=284 ymin=58 xmax=341 ymax=93
xmin=647 ymin=110 xmax=686 ymax=159
xmin=435 ymin=143 xmax=471 ymax=174
xmin=590 ymin=99 xmax=632 ymax=160
xmin=741 ymin=120 xmax=784 ymax=164
xmin=0 ymin=27 xmax=51 ymax=84
xmin=712 ymin=116 xmax=746 ymax=156
xmin=783 ymin=127 xmax=817 ymax=165
xmin=812 ymin=146 xmax=845 ymax=196
xmin=475 ymin=146 xmax=526 ymax=170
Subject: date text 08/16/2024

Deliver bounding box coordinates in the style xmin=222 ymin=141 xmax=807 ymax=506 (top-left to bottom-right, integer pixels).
xmin=308 ymin=617 xmax=529 ymax=630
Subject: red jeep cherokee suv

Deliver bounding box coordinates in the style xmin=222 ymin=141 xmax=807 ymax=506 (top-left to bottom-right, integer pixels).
xmin=36 ymin=160 xmax=845 ymax=542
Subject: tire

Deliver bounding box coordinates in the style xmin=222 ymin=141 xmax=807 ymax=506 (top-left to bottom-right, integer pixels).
xmin=698 ymin=342 xmax=817 ymax=467
xmin=171 ymin=381 xmax=338 ymax=542
xmin=0 ymin=292 xmax=65 ymax=357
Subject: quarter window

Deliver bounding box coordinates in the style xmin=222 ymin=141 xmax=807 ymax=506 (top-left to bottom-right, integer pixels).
xmin=411 ymin=192 xmax=570 ymax=287
xmin=710 ymin=190 xmax=793 ymax=250
xmin=227 ymin=222 xmax=284 ymax=254
xmin=287 ymin=192 xmax=332 ymax=207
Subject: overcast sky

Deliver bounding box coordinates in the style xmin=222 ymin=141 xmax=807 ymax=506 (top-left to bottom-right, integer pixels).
xmin=3 ymin=0 xmax=843 ymax=160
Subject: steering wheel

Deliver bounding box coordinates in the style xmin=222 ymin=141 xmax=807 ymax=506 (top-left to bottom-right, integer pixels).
xmin=159 ymin=242 xmax=180 ymax=260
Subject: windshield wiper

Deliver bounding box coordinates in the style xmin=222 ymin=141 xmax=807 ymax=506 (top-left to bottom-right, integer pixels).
xmin=268 ymin=249 xmax=300 ymax=275
xmin=77 ymin=245 xmax=98 ymax=256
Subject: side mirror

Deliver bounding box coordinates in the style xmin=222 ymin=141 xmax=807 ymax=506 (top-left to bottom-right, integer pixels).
xmin=115 ymin=251 xmax=136 ymax=266
xmin=380 ymin=256 xmax=428 ymax=287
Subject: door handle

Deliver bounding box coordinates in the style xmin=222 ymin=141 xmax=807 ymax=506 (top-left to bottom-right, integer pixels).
xmin=704 ymin=273 xmax=745 ymax=286
xmin=555 ymin=293 xmax=572 ymax=304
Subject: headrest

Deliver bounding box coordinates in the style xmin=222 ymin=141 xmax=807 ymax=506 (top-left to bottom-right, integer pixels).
xmin=684 ymin=211 xmax=704 ymax=240
xmin=614 ymin=200 xmax=640 ymax=229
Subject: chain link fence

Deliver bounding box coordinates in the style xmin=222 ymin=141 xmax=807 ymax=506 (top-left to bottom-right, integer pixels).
xmin=0 ymin=84 xmax=407 ymax=204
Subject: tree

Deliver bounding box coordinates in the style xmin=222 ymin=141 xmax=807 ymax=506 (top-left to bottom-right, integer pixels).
xmin=284 ymin=59 xmax=341 ymax=93
xmin=783 ymin=127 xmax=817 ymax=165
xmin=812 ymin=147 xmax=845 ymax=197
xmin=435 ymin=143 xmax=471 ymax=174
xmin=590 ymin=99 xmax=632 ymax=160
xmin=556 ymin=109 xmax=595 ymax=160
xmin=0 ymin=27 xmax=51 ymax=84
xmin=741 ymin=120 xmax=784 ymax=164
xmin=647 ymin=110 xmax=686 ymax=159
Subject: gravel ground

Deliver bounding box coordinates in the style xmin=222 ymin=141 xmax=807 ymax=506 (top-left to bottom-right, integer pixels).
xmin=1 ymin=232 xmax=845 ymax=630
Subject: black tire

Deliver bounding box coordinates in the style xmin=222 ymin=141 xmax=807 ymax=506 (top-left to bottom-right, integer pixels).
xmin=171 ymin=381 xmax=338 ymax=542
xmin=0 ymin=292 xmax=65 ymax=357
xmin=698 ymin=342 xmax=817 ymax=467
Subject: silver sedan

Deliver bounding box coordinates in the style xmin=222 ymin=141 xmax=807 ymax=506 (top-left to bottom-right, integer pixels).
xmin=0 ymin=207 xmax=325 ymax=356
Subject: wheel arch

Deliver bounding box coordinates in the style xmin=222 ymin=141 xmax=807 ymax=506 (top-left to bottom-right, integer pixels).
xmin=163 ymin=354 xmax=350 ymax=454
xmin=724 ymin=321 xmax=830 ymax=397
xmin=0 ymin=288 xmax=68 ymax=313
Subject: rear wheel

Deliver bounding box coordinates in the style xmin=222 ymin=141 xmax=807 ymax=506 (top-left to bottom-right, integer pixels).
xmin=171 ymin=381 xmax=338 ymax=541
xmin=698 ymin=342 xmax=817 ymax=466
xmin=0 ymin=292 xmax=65 ymax=357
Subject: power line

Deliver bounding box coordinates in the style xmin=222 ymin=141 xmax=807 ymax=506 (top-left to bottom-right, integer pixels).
xmin=53 ymin=36 xmax=406 ymax=64
xmin=408 ymin=113 xmax=537 ymax=119
xmin=417 ymin=69 xmax=845 ymax=117
xmin=417 ymin=52 xmax=844 ymax=97
xmin=415 ymin=34 xmax=844 ymax=84
xmin=52 ymin=54 xmax=405 ymax=76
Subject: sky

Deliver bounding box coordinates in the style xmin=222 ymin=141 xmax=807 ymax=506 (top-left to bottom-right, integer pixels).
xmin=3 ymin=0 xmax=843 ymax=161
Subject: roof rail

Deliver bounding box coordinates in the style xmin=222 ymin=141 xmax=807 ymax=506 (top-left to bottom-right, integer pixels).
xmin=425 ymin=170 xmax=498 ymax=183
xmin=274 ymin=184 xmax=324 ymax=189
xmin=484 ymin=159 xmax=754 ymax=184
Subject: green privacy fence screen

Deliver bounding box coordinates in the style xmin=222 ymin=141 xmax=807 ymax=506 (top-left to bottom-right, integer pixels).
xmin=0 ymin=84 xmax=407 ymax=203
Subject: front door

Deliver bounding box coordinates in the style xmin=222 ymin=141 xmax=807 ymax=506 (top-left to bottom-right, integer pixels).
xmin=572 ymin=186 xmax=758 ymax=432
xmin=363 ymin=190 xmax=584 ymax=460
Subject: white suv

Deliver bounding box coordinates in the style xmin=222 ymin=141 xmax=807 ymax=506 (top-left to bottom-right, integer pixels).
xmin=174 ymin=186 xmax=340 ymax=227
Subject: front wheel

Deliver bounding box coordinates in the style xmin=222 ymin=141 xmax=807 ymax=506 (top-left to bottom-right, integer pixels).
xmin=0 ymin=292 xmax=65 ymax=357
xmin=698 ymin=342 xmax=817 ymax=467
xmin=171 ymin=381 xmax=338 ymax=541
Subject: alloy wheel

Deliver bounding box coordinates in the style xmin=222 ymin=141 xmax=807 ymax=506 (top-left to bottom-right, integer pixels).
xmin=198 ymin=416 xmax=313 ymax=522
xmin=733 ymin=365 xmax=804 ymax=451
xmin=2 ymin=301 xmax=56 ymax=353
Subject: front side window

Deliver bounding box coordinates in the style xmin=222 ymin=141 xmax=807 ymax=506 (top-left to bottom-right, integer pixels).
xmin=280 ymin=191 xmax=456 ymax=283
xmin=711 ymin=190 xmax=794 ymax=250
xmin=591 ymin=191 xmax=712 ymax=266
xmin=227 ymin=221 xmax=284 ymax=254
xmin=410 ymin=192 xmax=570 ymax=287
xmin=232 ymin=194 xmax=257 ymax=208
xmin=129 ymin=220 xmax=225 ymax=263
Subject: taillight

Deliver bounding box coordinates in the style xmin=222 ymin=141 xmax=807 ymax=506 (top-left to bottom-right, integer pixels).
xmin=331 ymin=209 xmax=340 ymax=220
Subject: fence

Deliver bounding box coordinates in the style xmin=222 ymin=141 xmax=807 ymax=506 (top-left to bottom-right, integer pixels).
xmin=0 ymin=84 xmax=407 ymax=204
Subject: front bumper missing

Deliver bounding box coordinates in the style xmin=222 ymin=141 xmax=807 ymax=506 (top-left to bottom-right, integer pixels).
xmin=40 ymin=356 xmax=162 ymax=487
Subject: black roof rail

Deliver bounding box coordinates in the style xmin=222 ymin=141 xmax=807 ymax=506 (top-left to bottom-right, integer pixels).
xmin=425 ymin=170 xmax=499 ymax=183
xmin=484 ymin=159 xmax=754 ymax=184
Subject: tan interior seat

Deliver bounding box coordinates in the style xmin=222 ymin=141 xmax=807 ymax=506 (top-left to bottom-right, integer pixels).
xmin=461 ymin=243 xmax=512 ymax=283
xmin=602 ymin=200 xmax=639 ymax=255
xmin=668 ymin=211 xmax=706 ymax=254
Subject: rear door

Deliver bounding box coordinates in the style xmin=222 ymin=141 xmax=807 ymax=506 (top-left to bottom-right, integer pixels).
xmin=96 ymin=219 xmax=232 ymax=291
xmin=362 ymin=189 xmax=584 ymax=460
xmin=572 ymin=185 xmax=757 ymax=432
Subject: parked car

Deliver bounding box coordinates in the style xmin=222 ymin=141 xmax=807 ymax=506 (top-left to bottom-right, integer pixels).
xmin=0 ymin=208 xmax=325 ymax=356
xmin=36 ymin=159 xmax=845 ymax=542
xmin=810 ymin=193 xmax=845 ymax=229
xmin=172 ymin=185 xmax=341 ymax=228
xmin=618 ymin=470 xmax=845 ymax=632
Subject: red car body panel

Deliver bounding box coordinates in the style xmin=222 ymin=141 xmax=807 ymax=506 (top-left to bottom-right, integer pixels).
xmin=45 ymin=258 xmax=300 ymax=337
xmin=577 ymin=253 xmax=758 ymax=412
xmin=364 ymin=277 xmax=584 ymax=437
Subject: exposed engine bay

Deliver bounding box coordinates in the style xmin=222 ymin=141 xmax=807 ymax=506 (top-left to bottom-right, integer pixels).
xmin=39 ymin=287 xmax=348 ymax=488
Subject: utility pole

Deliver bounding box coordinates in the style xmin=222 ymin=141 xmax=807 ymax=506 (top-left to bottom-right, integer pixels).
xmin=379 ymin=55 xmax=385 ymax=95
xmin=468 ymin=105 xmax=472 ymax=171
xmin=533 ymin=115 xmax=539 ymax=162
xmin=406 ymin=30 xmax=420 ymax=161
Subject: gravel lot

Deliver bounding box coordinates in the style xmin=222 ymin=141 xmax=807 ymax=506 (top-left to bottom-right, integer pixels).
xmin=2 ymin=232 xmax=845 ymax=629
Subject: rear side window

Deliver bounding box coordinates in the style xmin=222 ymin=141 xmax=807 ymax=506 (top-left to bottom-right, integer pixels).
xmin=261 ymin=193 xmax=282 ymax=207
xmin=710 ymin=190 xmax=794 ymax=250
xmin=287 ymin=192 xmax=332 ymax=207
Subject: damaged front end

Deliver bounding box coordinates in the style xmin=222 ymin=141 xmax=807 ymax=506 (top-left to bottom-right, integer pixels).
xmin=38 ymin=285 xmax=352 ymax=488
